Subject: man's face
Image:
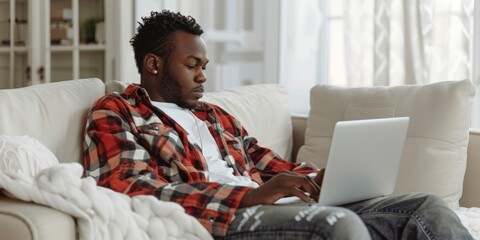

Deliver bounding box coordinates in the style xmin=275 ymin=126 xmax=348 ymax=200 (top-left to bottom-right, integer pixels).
xmin=155 ymin=31 xmax=209 ymax=109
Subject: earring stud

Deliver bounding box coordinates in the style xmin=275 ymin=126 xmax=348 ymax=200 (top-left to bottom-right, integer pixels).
xmin=152 ymin=70 xmax=158 ymax=74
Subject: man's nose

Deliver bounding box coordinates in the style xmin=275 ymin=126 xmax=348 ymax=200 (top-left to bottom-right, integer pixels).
xmin=196 ymin=70 xmax=207 ymax=83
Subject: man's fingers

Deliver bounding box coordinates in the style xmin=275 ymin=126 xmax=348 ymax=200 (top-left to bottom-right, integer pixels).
xmin=290 ymin=187 xmax=313 ymax=203
xmin=286 ymin=175 xmax=320 ymax=202
xmin=307 ymin=176 xmax=321 ymax=192
xmin=306 ymin=177 xmax=321 ymax=202
xmin=278 ymin=171 xmax=321 ymax=193
xmin=313 ymin=168 xmax=326 ymax=186
xmin=251 ymin=172 xmax=322 ymax=205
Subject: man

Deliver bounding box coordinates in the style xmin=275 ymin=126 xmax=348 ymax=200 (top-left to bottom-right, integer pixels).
xmin=84 ymin=10 xmax=472 ymax=239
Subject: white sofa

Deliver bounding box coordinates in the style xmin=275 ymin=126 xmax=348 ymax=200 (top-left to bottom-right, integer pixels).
xmin=0 ymin=78 xmax=478 ymax=239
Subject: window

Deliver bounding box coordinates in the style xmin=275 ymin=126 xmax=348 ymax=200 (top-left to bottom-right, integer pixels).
xmin=279 ymin=0 xmax=478 ymax=128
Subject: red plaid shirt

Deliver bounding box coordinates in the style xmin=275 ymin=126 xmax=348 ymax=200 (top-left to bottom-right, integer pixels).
xmin=83 ymin=84 xmax=318 ymax=237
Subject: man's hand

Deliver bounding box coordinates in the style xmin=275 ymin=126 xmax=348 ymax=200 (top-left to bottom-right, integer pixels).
xmin=239 ymin=171 xmax=322 ymax=208
xmin=313 ymin=168 xmax=325 ymax=188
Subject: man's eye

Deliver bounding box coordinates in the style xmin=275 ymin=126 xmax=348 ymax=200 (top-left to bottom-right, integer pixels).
xmin=186 ymin=65 xmax=195 ymax=69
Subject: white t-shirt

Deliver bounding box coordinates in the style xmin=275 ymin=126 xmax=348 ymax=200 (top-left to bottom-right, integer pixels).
xmin=152 ymin=101 xmax=259 ymax=188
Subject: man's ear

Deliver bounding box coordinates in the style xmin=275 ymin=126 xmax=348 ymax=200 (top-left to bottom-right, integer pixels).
xmin=144 ymin=53 xmax=163 ymax=75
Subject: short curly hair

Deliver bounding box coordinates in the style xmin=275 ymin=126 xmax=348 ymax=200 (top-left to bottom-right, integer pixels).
xmin=130 ymin=10 xmax=204 ymax=74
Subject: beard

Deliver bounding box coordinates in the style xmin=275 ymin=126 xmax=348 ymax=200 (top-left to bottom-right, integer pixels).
xmin=158 ymin=70 xmax=192 ymax=109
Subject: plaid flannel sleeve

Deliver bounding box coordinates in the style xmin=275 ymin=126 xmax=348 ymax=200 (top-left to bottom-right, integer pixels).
xmin=244 ymin=134 xmax=321 ymax=181
xmin=83 ymin=95 xmax=251 ymax=237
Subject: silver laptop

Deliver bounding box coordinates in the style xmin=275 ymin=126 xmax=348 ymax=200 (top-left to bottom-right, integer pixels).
xmin=276 ymin=117 xmax=409 ymax=205
xmin=318 ymin=117 xmax=409 ymax=205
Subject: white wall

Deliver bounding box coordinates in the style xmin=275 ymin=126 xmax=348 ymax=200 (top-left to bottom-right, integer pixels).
xmin=114 ymin=0 xmax=139 ymax=83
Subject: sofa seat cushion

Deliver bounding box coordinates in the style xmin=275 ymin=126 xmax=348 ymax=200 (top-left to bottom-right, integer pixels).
xmin=0 ymin=197 xmax=76 ymax=240
xmin=297 ymin=80 xmax=476 ymax=209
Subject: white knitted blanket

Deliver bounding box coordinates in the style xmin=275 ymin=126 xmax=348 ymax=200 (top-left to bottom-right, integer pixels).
xmin=0 ymin=163 xmax=213 ymax=240
xmin=455 ymin=207 xmax=480 ymax=240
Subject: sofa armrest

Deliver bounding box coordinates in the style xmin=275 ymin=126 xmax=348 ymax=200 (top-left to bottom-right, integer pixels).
xmin=0 ymin=195 xmax=76 ymax=240
xmin=460 ymin=129 xmax=480 ymax=207
xmin=291 ymin=115 xmax=307 ymax=162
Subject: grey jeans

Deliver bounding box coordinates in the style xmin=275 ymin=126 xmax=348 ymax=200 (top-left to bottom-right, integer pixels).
xmin=218 ymin=193 xmax=473 ymax=240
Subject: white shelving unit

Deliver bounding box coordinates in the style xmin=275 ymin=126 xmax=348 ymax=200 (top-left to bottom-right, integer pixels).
xmin=0 ymin=0 xmax=114 ymax=89
xmin=0 ymin=0 xmax=30 ymax=89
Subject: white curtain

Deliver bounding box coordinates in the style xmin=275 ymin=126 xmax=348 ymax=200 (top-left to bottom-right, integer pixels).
xmin=281 ymin=0 xmax=475 ymax=117
xmin=344 ymin=0 xmax=473 ymax=87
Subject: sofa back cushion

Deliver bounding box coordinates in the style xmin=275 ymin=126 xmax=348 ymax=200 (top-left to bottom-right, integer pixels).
xmin=296 ymin=80 xmax=475 ymax=209
xmin=202 ymin=84 xmax=293 ymax=161
xmin=0 ymin=78 xmax=105 ymax=164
